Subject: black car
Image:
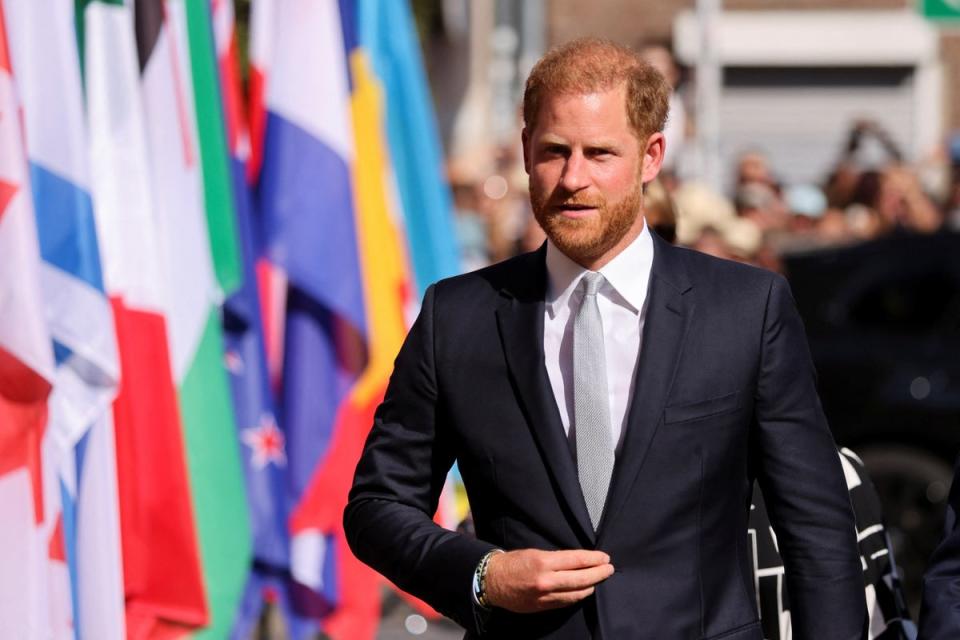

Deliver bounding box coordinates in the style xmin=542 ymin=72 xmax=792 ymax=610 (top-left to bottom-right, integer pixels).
xmin=783 ymin=231 xmax=960 ymax=614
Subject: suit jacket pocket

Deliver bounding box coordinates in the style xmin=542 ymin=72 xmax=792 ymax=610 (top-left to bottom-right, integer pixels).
xmin=702 ymin=620 xmax=762 ymax=640
xmin=664 ymin=390 xmax=741 ymax=425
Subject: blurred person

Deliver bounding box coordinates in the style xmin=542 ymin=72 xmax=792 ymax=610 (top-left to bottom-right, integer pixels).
xmin=641 ymin=43 xmax=687 ymax=177
xmin=750 ymin=242 xmax=784 ymax=275
xmin=846 ymin=167 xmax=942 ymax=239
xmin=515 ymin=212 xmax=548 ymax=255
xmin=737 ymin=149 xmax=777 ymax=188
xmin=672 ymin=181 xmax=738 ymax=245
xmin=784 ymin=183 xmax=828 ymax=235
xmin=824 ymin=121 xmax=889 ymax=214
xmin=877 ymin=166 xmax=942 ymax=234
xmin=642 ymin=177 xmax=677 ymax=243
xmin=689 ymin=220 xmax=766 ymax=267
xmin=481 ymin=185 xmax=528 ymax=263
xmin=690 ymin=225 xmax=734 ymax=261
xmin=825 ymin=119 xmax=911 ymax=227
xmin=671 ymin=181 xmax=768 ymax=268
xmin=450 ymin=174 xmax=492 ymax=272
xmin=826 ymin=162 xmax=863 ymax=211
xmin=817 ymin=207 xmax=855 ymax=245
xmin=846 ymin=170 xmax=887 ymax=240
xmin=733 ymin=151 xmax=794 ymax=251
xmin=345 ymin=37 xmax=866 ymax=640
xmin=482 ymin=143 xmax=534 ymax=263
xmin=735 ymin=180 xmax=790 ymax=234
xmin=918 ymin=456 xmax=960 ymax=640
xmin=773 ymin=185 xmax=855 ymax=253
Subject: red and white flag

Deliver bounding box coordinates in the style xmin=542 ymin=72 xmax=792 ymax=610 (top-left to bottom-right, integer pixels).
xmin=0 ymin=2 xmax=64 ymax=636
xmin=81 ymin=0 xmax=209 ymax=633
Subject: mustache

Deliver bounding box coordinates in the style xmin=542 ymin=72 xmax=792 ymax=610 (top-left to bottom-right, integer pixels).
xmin=543 ymin=190 xmax=605 ymax=210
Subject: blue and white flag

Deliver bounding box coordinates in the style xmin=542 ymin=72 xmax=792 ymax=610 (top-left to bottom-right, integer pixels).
xmin=4 ymin=0 xmax=124 ymax=637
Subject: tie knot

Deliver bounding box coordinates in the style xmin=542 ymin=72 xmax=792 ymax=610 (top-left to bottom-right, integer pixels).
xmin=579 ymin=272 xmax=604 ymax=297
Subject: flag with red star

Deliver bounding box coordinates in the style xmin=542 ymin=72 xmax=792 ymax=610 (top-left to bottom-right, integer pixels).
xmin=241 ymin=414 xmax=286 ymax=470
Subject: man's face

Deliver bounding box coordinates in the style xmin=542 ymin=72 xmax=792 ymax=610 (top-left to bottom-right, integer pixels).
xmin=523 ymin=84 xmax=663 ymax=268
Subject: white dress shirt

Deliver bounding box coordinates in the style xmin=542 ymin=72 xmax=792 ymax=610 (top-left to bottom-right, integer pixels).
xmin=543 ymin=222 xmax=653 ymax=453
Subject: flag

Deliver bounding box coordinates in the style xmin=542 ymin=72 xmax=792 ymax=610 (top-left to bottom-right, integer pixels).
xmin=210 ymin=0 xmax=305 ymax=636
xmin=251 ymin=0 xmax=368 ymax=437
xmin=249 ymin=1 xmax=463 ymax=636
xmin=355 ymin=0 xmax=463 ymax=587
xmin=181 ymin=0 xmax=257 ymax=634
xmin=358 ymin=0 xmax=460 ymax=296
xmin=80 ymin=0 xmax=209 ymax=633
xmin=249 ymin=0 xmax=371 ymax=634
xmin=246 ymin=0 xmax=286 ymax=390
xmin=185 ymin=0 xmax=242 ymax=295
xmin=133 ymin=1 xmax=251 ymax=636
xmin=0 ymin=1 xmax=59 ymax=634
xmin=3 ymin=0 xmax=124 ymax=636
xmin=285 ymin=1 xmax=423 ymax=636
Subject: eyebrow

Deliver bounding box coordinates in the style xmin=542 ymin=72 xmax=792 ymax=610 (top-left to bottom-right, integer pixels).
xmin=537 ymin=135 xmax=622 ymax=149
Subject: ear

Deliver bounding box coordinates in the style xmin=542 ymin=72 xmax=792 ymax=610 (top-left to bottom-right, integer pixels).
xmin=521 ymin=127 xmax=532 ymax=175
xmin=641 ymin=132 xmax=666 ymax=184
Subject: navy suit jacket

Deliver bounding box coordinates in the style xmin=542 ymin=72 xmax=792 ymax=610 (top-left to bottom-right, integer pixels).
xmin=344 ymin=235 xmax=867 ymax=639
xmin=919 ymin=457 xmax=960 ymax=639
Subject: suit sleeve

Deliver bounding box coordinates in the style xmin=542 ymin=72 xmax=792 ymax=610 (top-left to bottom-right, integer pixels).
xmin=919 ymin=458 xmax=960 ymax=640
xmin=753 ymin=274 xmax=867 ymax=640
xmin=343 ymin=283 xmax=496 ymax=631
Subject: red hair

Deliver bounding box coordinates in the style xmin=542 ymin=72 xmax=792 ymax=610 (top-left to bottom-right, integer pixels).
xmin=523 ymin=37 xmax=671 ymax=142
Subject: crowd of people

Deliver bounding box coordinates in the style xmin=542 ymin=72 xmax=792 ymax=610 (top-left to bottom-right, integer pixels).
xmin=448 ymin=54 xmax=960 ymax=274
xmin=451 ymin=134 xmax=960 ymax=275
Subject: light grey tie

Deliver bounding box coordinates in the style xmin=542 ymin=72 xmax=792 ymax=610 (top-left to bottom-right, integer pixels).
xmin=573 ymin=272 xmax=615 ymax=530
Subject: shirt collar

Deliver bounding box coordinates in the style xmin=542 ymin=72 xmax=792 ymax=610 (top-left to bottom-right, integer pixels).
xmin=545 ymin=219 xmax=653 ymax=317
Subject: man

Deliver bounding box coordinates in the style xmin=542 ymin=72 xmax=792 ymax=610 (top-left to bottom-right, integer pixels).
xmin=919 ymin=457 xmax=960 ymax=639
xmin=344 ymin=38 xmax=866 ymax=639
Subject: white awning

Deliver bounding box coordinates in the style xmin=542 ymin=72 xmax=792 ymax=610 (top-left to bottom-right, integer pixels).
xmin=674 ymin=10 xmax=939 ymax=67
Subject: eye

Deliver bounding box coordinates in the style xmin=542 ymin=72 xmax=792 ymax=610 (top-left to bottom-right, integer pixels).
xmin=586 ymin=147 xmax=614 ymax=159
xmin=541 ymin=144 xmax=568 ymax=157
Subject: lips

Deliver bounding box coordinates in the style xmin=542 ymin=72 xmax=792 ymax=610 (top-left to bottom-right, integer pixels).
xmin=554 ymin=202 xmax=601 ymax=217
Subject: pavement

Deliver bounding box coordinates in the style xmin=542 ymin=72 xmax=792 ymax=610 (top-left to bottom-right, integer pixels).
xmin=375 ymin=591 xmax=463 ymax=640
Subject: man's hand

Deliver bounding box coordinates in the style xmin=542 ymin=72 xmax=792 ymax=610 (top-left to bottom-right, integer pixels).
xmin=484 ymin=549 xmax=614 ymax=613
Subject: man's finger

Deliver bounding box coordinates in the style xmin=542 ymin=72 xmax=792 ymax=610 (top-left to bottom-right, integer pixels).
xmin=547 ymin=563 xmax=615 ymax=592
xmin=543 ymin=549 xmax=611 ymax=570
xmin=537 ymin=586 xmax=596 ymax=609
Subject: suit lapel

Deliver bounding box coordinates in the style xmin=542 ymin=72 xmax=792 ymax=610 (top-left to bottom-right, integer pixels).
xmin=598 ymin=235 xmax=693 ymax=540
xmin=495 ymin=248 xmax=596 ymax=545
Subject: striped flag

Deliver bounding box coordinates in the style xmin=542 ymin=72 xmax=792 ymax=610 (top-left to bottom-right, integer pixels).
xmin=354 ymin=0 xmax=462 ymax=550
xmin=79 ymin=0 xmax=209 ymax=633
xmin=284 ymin=1 xmax=422 ymax=637
xmin=3 ymin=0 xmax=125 ymax=637
xmin=358 ymin=0 xmax=460 ymax=296
xmin=248 ymin=0 xmax=370 ymax=634
xmin=249 ymin=1 xmax=462 ymax=636
xmin=246 ymin=0 xmax=286 ymax=391
xmin=133 ymin=1 xmax=251 ymax=636
xmin=210 ymin=1 xmax=309 ymax=637
xmin=0 ymin=2 xmax=59 ymax=635
xmin=2 ymin=0 xmax=464 ymax=637
xmin=179 ymin=0 xmax=256 ymax=634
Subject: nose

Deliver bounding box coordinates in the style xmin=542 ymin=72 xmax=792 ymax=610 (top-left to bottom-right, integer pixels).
xmin=560 ymin=151 xmax=589 ymax=193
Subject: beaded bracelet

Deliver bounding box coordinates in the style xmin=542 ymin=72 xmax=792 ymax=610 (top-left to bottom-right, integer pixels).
xmin=474 ymin=549 xmax=502 ymax=608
